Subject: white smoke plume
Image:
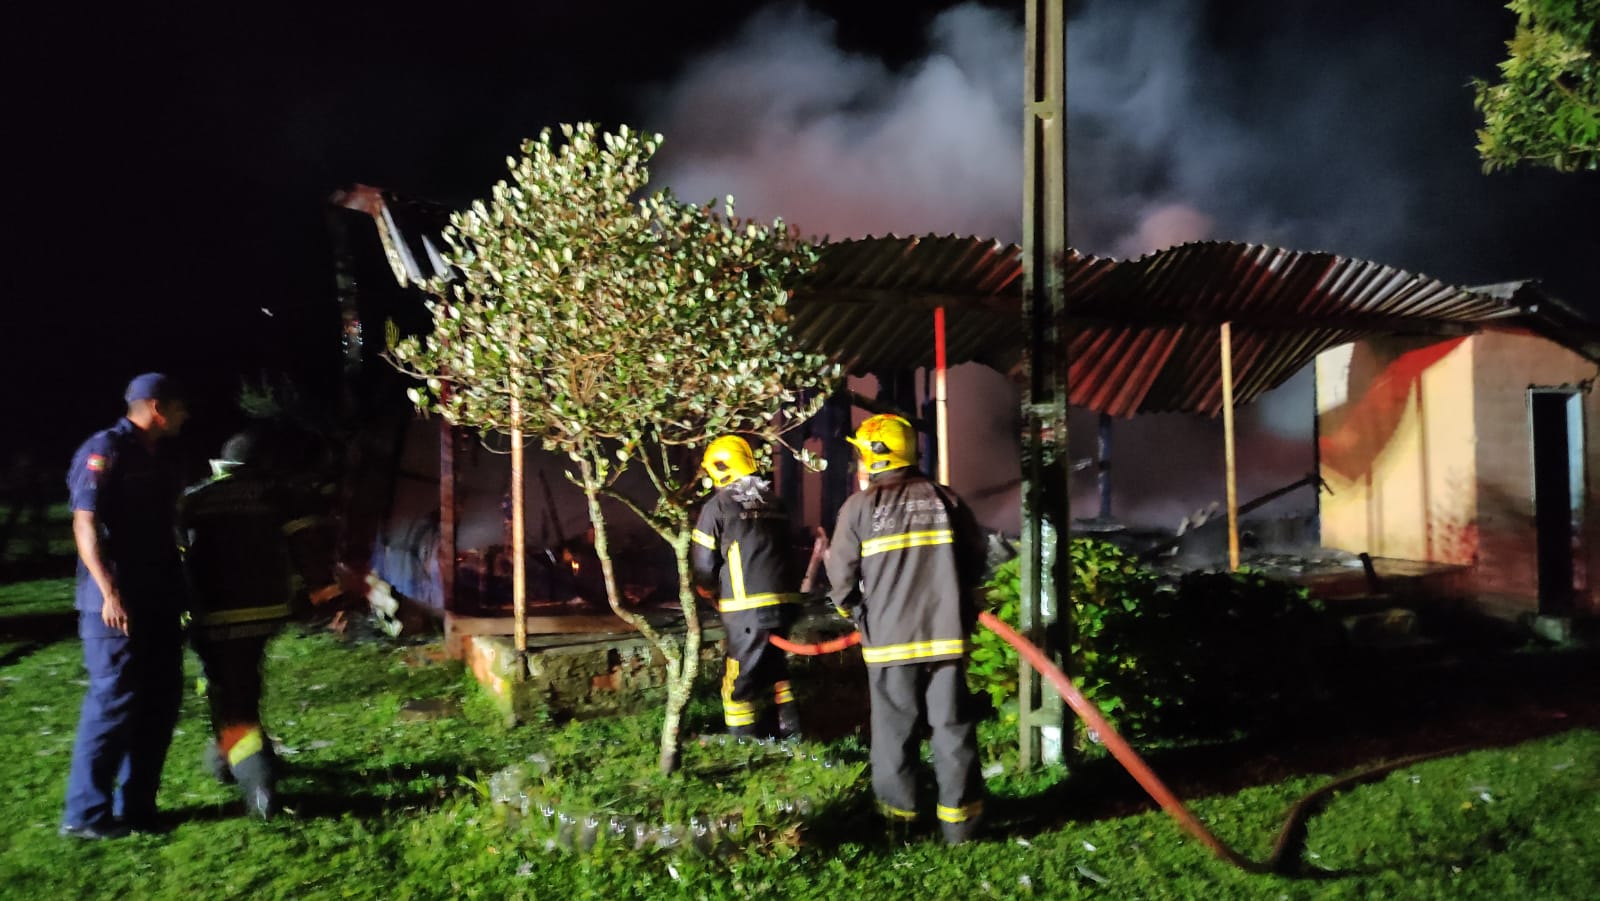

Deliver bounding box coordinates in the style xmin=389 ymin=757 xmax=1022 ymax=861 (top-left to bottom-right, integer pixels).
xmin=641 ymin=1 xmax=1454 ymax=261
xmin=642 ymin=3 xmax=1023 ymax=242
xmin=631 ymin=0 xmax=1526 ymax=529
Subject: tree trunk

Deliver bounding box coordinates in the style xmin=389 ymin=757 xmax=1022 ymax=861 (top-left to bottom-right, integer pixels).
xmin=656 ymin=529 xmax=702 ymax=775
xmin=575 ymin=454 xmax=657 ymax=639
xmin=658 ymin=680 xmax=686 ymax=774
xmin=575 ymin=452 xmax=682 ymax=772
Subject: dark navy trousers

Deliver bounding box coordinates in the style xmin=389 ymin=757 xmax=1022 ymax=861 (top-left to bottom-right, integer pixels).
xmin=62 ymin=611 xmax=185 ymax=829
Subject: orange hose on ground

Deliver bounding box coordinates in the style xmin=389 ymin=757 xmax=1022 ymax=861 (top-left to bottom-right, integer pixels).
xmin=773 ymin=612 xmax=1456 ymax=874
xmin=978 ymin=611 xmax=1257 ymax=869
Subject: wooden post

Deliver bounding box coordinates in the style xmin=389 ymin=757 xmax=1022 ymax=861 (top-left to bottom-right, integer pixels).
xmin=934 ymin=307 xmax=950 ymax=485
xmin=510 ymin=336 xmax=527 ymax=657
xmin=438 ymin=419 xmax=457 ymax=613
xmin=1220 ymin=321 xmax=1240 ymax=571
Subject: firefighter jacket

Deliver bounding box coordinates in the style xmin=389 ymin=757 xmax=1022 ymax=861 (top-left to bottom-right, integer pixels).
xmin=825 ymin=467 xmax=987 ymax=667
xmin=179 ymin=469 xmax=323 ymax=639
xmin=691 ymin=476 xmax=799 ymax=629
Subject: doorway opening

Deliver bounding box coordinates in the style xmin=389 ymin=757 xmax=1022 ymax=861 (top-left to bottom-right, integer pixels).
xmin=1529 ymin=389 xmax=1584 ymax=615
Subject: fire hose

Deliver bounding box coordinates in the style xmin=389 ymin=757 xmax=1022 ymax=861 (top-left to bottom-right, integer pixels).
xmin=771 ymin=611 xmax=1455 ymax=874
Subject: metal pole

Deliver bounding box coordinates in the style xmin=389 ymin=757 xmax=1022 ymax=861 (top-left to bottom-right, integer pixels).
xmin=1097 ymin=412 xmax=1112 ymax=521
xmin=1020 ymin=0 xmax=1070 ymax=770
xmin=1220 ymin=322 xmax=1240 ymax=571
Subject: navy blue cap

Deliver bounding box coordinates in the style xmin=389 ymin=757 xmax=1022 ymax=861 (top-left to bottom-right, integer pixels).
xmin=124 ymin=372 xmax=183 ymax=404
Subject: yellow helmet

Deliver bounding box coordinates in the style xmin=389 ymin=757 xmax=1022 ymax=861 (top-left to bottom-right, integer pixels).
xmin=702 ymin=435 xmax=757 ymax=487
xmin=848 ymin=413 xmax=918 ymax=473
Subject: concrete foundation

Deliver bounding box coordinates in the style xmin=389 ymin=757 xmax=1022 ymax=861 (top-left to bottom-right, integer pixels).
xmin=465 ymin=623 xmax=727 ymax=725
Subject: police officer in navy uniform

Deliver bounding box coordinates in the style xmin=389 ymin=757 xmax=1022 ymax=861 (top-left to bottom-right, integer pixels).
xmin=691 ymin=436 xmax=803 ymax=739
xmin=60 ymin=373 xmax=191 ymax=839
xmin=824 ymin=413 xmax=989 ymax=844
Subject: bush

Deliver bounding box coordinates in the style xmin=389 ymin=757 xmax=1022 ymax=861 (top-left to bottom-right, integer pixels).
xmin=1159 ymin=568 xmax=1343 ymax=735
xmin=969 ymin=539 xmax=1341 ymax=743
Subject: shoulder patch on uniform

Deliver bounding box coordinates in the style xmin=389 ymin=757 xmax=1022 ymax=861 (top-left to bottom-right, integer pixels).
xmin=86 ymin=454 xmax=107 ymax=472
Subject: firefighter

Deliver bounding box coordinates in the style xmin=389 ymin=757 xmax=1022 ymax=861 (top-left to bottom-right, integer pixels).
xmin=824 ymin=413 xmax=989 ymax=844
xmin=179 ymin=428 xmax=335 ymax=819
xmin=690 ymin=435 xmax=803 ymax=739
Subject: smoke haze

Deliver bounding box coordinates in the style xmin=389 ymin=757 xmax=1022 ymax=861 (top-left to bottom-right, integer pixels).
xmin=635 ymin=0 xmax=1596 ymax=531
xmin=643 ymin=4 xmax=1023 ymax=242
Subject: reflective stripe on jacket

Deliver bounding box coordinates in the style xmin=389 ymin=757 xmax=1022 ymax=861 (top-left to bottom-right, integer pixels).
xmin=825 ymin=467 xmax=986 ymax=667
xmin=690 ymin=476 xmax=799 ymax=626
xmin=179 ymin=471 xmax=299 ymax=630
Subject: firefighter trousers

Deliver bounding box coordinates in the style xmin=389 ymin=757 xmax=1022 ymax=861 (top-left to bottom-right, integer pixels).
xmin=192 ymin=625 xmax=278 ymax=763
xmin=867 ymin=659 xmax=984 ymax=841
xmin=720 ymin=611 xmax=796 ymax=733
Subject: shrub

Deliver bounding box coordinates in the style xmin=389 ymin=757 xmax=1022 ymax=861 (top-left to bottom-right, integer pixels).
xmin=970 ymin=539 xmax=1341 ymax=743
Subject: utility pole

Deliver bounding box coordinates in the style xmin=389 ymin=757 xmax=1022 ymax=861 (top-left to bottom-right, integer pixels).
xmin=1019 ymin=0 xmax=1071 ymax=769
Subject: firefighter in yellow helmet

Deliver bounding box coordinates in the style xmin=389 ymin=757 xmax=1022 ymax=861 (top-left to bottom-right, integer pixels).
xmin=691 ymin=436 xmax=804 ymax=738
xmin=824 ymin=413 xmax=989 ymax=843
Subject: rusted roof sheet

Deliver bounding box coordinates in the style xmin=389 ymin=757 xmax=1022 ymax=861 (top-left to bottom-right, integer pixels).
xmin=793 ymin=234 xmax=1025 ymax=374
xmin=1058 ymin=241 xmax=1525 ymax=416
xmin=798 ymin=237 xmax=1598 ymax=417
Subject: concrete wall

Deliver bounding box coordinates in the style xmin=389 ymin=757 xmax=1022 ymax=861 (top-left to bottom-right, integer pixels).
xmin=1469 ymin=331 xmax=1600 ymax=614
xmin=1317 ymin=335 xmax=1477 ymax=564
xmin=1317 ymin=331 xmax=1600 ymax=617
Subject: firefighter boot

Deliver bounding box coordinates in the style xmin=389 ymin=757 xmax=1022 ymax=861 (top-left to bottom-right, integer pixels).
xmin=202 ymin=742 xmax=236 ymax=785
xmin=772 ymin=680 xmax=801 ymax=739
xmin=879 ymin=801 xmax=920 ymax=845
xmin=775 ymin=703 xmax=804 ymax=741
xmin=941 ymin=820 xmax=980 ymax=845
xmin=884 ymin=817 xmax=918 ymax=846
xmin=230 ymin=751 xmax=277 ymax=821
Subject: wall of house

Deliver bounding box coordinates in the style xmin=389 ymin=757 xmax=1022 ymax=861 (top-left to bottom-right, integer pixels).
xmin=1469 ymin=331 xmax=1600 ymax=615
xmin=1318 ymin=331 xmax=1600 ymax=617
xmin=1317 ymin=335 xmax=1478 ymax=565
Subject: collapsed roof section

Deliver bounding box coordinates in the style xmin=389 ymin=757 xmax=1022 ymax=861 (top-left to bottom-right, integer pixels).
xmin=331 ymin=184 xmax=1599 ymax=420
xmin=330 ymin=184 xmax=454 ymax=288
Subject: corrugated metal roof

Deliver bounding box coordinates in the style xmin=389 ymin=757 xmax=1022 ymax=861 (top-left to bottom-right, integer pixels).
xmin=794 ymin=234 xmax=1024 ymax=373
xmin=1057 ymin=241 xmax=1524 ymax=416
xmin=798 ymin=237 xmax=1599 ymax=417
xmin=334 ymin=191 xmax=1597 ymax=419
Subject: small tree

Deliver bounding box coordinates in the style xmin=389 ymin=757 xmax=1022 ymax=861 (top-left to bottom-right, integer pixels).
xmin=1474 ymin=0 xmax=1600 ymax=172
xmin=389 ymin=123 xmax=838 ymax=773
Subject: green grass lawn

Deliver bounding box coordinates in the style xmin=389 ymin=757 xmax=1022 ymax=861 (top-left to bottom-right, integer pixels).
xmin=2 ymin=574 xmax=1598 ymax=899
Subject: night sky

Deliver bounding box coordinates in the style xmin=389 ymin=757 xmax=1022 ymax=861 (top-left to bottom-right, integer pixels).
xmin=7 ymin=0 xmax=1598 ymax=483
